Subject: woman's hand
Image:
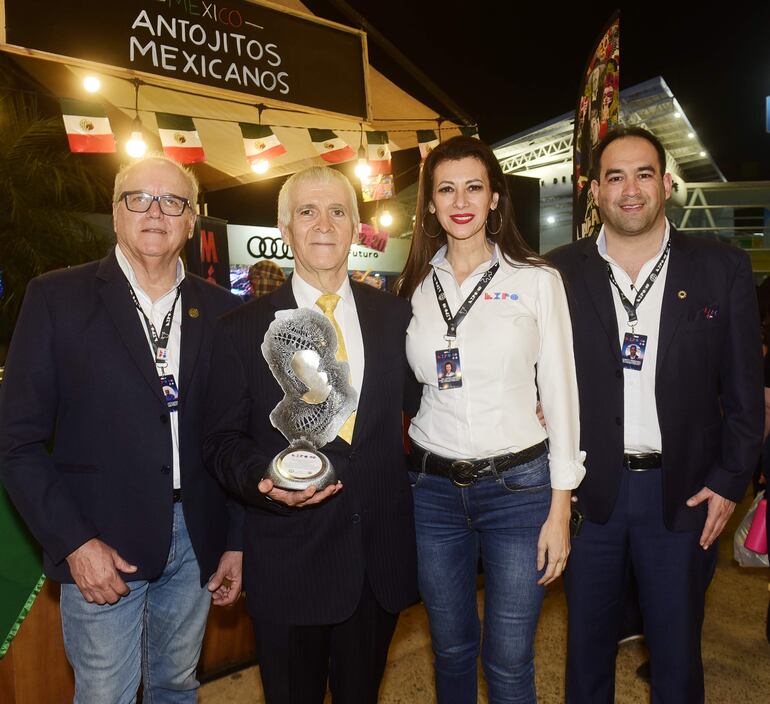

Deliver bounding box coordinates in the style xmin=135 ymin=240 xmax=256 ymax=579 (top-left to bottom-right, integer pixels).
xmin=537 ymin=489 xmax=572 ymax=585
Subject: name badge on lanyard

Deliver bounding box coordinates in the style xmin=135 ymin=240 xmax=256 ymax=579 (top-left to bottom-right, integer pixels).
xmin=432 ymin=262 xmax=499 ymax=390
xmin=607 ymin=240 xmax=669 ymax=373
xmin=128 ymin=283 xmax=182 ymax=410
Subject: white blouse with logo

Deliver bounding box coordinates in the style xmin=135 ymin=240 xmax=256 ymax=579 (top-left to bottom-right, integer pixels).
xmin=406 ymin=244 xmax=586 ymax=490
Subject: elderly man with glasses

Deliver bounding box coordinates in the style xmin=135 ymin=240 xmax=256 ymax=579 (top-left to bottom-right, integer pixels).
xmin=0 ymin=155 xmax=243 ymax=703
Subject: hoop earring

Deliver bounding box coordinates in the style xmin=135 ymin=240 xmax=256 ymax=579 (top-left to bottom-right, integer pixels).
xmin=486 ymin=209 xmax=502 ymax=235
xmin=422 ymin=214 xmax=444 ymax=239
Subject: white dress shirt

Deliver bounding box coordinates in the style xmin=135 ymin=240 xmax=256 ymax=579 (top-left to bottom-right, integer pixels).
xmin=116 ymin=244 xmax=184 ymax=489
xmin=406 ymin=244 xmax=585 ymax=490
xmin=291 ymin=272 xmax=365 ymax=402
xmin=597 ymin=220 xmax=671 ymax=453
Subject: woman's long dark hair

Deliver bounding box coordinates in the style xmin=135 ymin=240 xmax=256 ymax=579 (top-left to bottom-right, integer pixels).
xmin=395 ymin=136 xmax=544 ymax=299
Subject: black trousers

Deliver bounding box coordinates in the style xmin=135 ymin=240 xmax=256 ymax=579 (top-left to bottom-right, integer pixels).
xmin=251 ymin=577 xmax=399 ymax=704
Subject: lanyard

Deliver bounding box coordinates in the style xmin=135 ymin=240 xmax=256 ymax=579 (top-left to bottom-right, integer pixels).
xmin=432 ymin=262 xmax=499 ymax=341
xmin=127 ymin=284 xmax=181 ymax=369
xmin=606 ymin=240 xmax=670 ymax=328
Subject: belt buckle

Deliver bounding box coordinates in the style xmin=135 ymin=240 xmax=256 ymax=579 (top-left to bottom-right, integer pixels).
xmin=449 ymin=460 xmax=476 ymax=488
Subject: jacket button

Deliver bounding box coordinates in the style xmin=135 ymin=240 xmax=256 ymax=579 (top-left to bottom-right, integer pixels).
xmin=160 ymin=465 xmax=171 ymax=474
xmin=616 ymin=369 xmax=623 ymax=379
xmin=615 ymin=416 xmax=622 ymax=426
xmin=351 ymin=513 xmax=361 ymax=524
xmin=160 ymin=414 xmax=169 ymax=424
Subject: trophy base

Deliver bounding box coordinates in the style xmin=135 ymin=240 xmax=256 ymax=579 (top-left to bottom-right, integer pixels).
xmin=265 ymin=441 xmax=337 ymax=491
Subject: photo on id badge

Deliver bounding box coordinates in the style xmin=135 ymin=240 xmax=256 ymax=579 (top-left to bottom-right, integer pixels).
xmin=436 ymin=348 xmax=462 ymax=390
xmin=621 ymin=333 xmax=647 ymax=371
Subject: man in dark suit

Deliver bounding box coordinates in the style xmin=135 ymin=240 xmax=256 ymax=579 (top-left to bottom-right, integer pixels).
xmin=203 ymin=166 xmax=417 ymax=704
xmin=0 ymin=155 xmax=243 ymax=703
xmin=548 ymin=126 xmax=763 ymax=703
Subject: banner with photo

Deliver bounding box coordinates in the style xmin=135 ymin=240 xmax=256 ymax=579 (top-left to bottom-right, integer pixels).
xmin=361 ymin=174 xmax=394 ymax=202
xmin=572 ymin=12 xmax=620 ymax=240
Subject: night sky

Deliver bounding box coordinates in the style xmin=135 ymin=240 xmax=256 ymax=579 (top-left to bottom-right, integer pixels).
xmin=304 ymin=2 xmax=770 ymax=182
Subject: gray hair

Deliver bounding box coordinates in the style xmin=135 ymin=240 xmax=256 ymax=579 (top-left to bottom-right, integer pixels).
xmin=277 ymin=167 xmax=359 ymax=233
xmin=113 ymin=153 xmax=199 ymax=207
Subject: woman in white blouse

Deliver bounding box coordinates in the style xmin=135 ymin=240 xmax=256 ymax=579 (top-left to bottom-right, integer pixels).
xmin=397 ymin=136 xmax=585 ymax=704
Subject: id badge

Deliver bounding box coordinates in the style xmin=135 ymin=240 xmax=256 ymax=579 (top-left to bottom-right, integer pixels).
xmin=621 ymin=333 xmax=647 ymax=371
xmin=435 ymin=348 xmax=462 ymax=390
xmin=159 ymin=374 xmax=180 ymax=411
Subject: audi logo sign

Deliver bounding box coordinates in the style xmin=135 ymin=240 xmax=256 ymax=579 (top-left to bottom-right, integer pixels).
xmin=247 ymin=235 xmax=294 ymax=261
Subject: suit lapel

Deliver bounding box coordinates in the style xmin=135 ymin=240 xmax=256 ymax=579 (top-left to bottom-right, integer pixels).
xmin=178 ymin=278 xmax=202 ymax=410
xmin=580 ymin=238 xmax=621 ymax=358
xmin=97 ymin=251 xmax=165 ymax=405
xmin=657 ymin=228 xmax=696 ymax=375
xmin=350 ymin=280 xmax=375 ymax=445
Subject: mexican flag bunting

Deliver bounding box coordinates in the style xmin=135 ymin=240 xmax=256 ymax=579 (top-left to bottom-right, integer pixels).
xmin=60 ymin=99 xmax=116 ymax=153
xmin=239 ymin=123 xmax=286 ymax=164
xmin=460 ymin=126 xmax=480 ymax=139
xmin=156 ymin=113 xmax=205 ymax=164
xmin=417 ymin=130 xmax=439 ymax=160
xmin=366 ymin=131 xmax=391 ymax=175
xmin=308 ymin=129 xmax=355 ymax=164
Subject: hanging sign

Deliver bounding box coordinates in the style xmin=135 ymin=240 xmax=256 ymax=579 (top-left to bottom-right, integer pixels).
xmin=2 ymin=0 xmax=370 ymax=119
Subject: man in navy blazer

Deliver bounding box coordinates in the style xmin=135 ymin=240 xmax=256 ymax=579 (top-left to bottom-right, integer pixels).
xmin=0 ymin=155 xmax=243 ymax=703
xmin=204 ymin=166 xmax=417 ymax=704
xmin=548 ymin=127 xmax=763 ymax=703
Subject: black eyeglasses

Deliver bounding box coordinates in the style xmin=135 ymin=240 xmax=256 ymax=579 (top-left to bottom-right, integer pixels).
xmin=119 ymin=191 xmax=191 ymax=217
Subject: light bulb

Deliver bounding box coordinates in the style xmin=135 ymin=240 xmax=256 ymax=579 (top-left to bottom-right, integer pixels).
xmin=83 ymin=76 xmax=101 ymax=93
xmin=355 ymin=159 xmax=371 ymax=180
xmin=126 ymin=131 xmax=147 ymax=158
xmin=251 ymin=159 xmax=269 ymax=174
xmin=379 ymin=211 xmax=393 ymax=228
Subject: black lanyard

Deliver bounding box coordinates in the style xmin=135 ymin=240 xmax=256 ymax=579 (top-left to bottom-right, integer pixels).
xmin=432 ymin=262 xmax=499 ymax=340
xmin=127 ymin=284 xmax=181 ymax=369
xmin=606 ymin=240 xmax=670 ymax=327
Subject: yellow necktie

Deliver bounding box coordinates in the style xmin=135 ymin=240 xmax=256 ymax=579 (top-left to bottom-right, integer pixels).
xmin=316 ymin=293 xmax=356 ymax=443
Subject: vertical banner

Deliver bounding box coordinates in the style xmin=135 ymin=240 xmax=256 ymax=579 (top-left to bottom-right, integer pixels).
xmin=572 ymin=12 xmax=620 ymax=240
xmin=186 ymin=216 xmax=231 ymax=289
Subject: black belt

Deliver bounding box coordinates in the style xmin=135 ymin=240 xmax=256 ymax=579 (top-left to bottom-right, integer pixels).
xmin=410 ymin=441 xmax=547 ymax=488
xmin=173 ymin=488 xmax=182 ymax=503
xmin=623 ymin=453 xmax=662 ymax=471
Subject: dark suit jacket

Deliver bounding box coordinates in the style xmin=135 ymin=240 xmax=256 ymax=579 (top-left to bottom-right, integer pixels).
xmin=548 ymin=227 xmax=763 ymax=532
xmin=203 ymin=278 xmax=418 ymax=625
xmin=0 ymin=249 xmax=242 ymax=584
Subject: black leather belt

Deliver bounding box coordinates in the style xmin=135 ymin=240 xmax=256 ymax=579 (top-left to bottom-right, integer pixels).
xmin=410 ymin=441 xmax=547 ymax=488
xmin=173 ymin=488 xmax=182 ymax=503
xmin=623 ymin=453 xmax=662 ymax=471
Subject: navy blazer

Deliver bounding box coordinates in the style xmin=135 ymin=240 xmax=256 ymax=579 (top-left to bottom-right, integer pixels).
xmin=203 ymin=278 xmax=418 ymax=625
xmin=0 ymin=250 xmax=243 ymax=584
xmin=548 ymin=227 xmax=764 ymax=531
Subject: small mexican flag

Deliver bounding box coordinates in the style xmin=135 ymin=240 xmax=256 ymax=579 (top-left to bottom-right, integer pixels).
xmin=366 ymin=131 xmax=391 ymax=175
xmin=239 ymin=124 xmax=286 ymax=164
xmin=60 ymin=99 xmax=116 ymax=153
xmin=417 ymin=130 xmax=439 ymax=160
xmin=460 ymin=126 xmax=480 ymax=139
xmin=156 ymin=113 xmax=205 ymax=164
xmin=308 ymin=128 xmax=355 ymax=164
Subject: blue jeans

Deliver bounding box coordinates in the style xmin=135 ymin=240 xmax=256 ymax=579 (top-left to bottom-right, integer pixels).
xmin=60 ymin=503 xmax=211 ymax=704
xmin=410 ymin=451 xmax=551 ymax=704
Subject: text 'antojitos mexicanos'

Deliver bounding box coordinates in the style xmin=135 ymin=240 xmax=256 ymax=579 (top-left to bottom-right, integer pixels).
xmin=129 ymin=4 xmax=290 ymax=95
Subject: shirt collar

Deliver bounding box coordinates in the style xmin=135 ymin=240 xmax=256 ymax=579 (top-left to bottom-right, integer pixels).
xmin=596 ymin=219 xmax=671 ymax=267
xmin=291 ymin=270 xmax=353 ymax=309
xmin=430 ymin=241 xmax=500 ymax=277
xmin=115 ymin=244 xmax=185 ymax=298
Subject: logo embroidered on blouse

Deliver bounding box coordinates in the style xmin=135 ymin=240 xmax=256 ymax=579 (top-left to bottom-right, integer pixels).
xmin=484 ymin=292 xmax=519 ymax=301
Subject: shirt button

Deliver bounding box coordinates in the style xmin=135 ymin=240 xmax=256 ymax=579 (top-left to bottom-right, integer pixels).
xmin=160 ymin=465 xmax=171 ymax=474
xmin=616 ymin=369 xmax=623 ymax=379
xmin=351 ymin=513 xmax=361 ymax=524
xmin=160 ymin=414 xmax=169 ymax=424
xmin=615 ymin=416 xmax=622 ymax=426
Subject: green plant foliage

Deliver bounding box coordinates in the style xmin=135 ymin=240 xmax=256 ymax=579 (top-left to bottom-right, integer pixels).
xmin=0 ymin=60 xmax=112 ymax=349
